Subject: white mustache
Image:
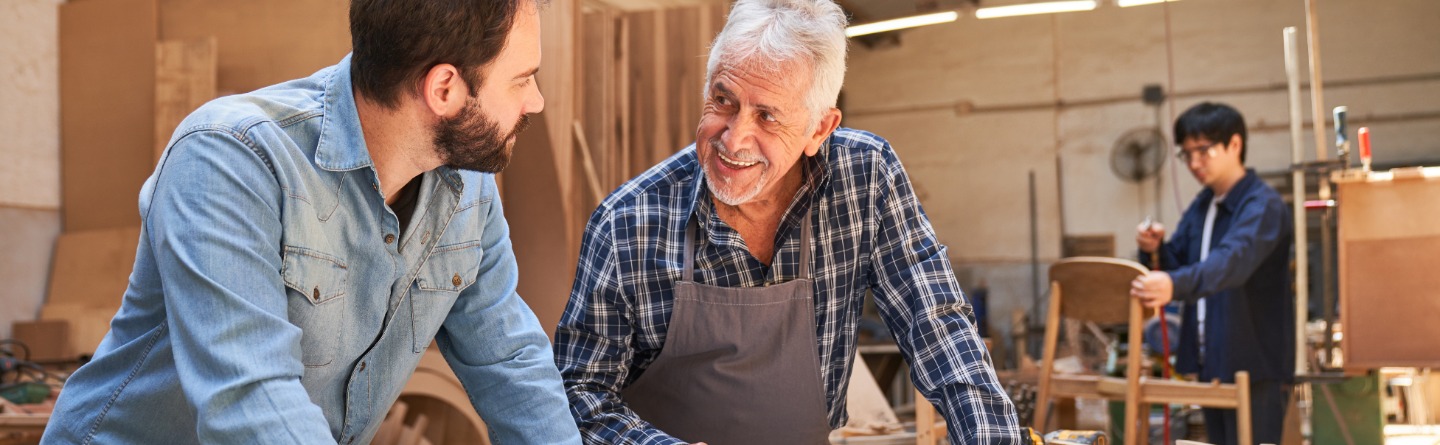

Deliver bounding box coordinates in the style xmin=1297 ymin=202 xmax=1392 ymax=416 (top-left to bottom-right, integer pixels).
xmin=711 ymin=139 xmax=766 ymax=164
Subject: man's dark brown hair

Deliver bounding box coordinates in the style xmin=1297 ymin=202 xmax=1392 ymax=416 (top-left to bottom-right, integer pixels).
xmin=350 ymin=0 xmax=531 ymax=108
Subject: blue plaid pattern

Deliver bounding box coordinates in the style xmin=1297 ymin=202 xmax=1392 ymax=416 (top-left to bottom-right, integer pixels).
xmin=554 ymin=128 xmax=1022 ymax=444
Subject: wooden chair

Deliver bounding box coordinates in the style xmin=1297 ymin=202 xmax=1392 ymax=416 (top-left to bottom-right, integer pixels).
xmin=1034 ymin=257 xmax=1252 ymax=445
xmin=915 ymin=390 xmax=946 ymax=445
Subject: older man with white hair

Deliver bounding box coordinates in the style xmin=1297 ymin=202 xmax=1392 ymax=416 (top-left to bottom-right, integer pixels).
xmin=553 ymin=0 xmax=1022 ymax=443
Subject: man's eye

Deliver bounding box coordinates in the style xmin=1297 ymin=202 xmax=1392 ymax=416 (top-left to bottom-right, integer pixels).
xmin=715 ymin=96 xmax=729 ymax=105
xmin=761 ymin=112 xmax=776 ymax=122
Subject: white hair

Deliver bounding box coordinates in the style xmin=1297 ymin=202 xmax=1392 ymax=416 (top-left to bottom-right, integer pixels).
xmin=704 ymin=0 xmax=849 ymax=127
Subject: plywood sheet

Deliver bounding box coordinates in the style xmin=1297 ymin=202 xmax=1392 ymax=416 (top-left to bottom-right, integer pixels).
xmin=11 ymin=320 xmax=73 ymax=362
xmin=154 ymin=38 xmax=217 ymax=162
xmin=158 ymin=0 xmax=350 ymax=95
xmin=1340 ymin=236 xmax=1440 ymax=368
xmin=45 ymin=227 xmax=141 ymax=309
xmin=39 ymin=304 xmax=119 ymax=357
xmin=60 ymin=0 xmax=159 ymax=232
xmin=503 ymin=113 xmax=574 ymax=339
xmin=1338 ymin=173 xmax=1440 ymax=369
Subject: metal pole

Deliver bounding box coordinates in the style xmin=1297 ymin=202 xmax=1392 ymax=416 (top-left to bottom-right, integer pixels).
xmin=1284 ymin=27 xmax=1310 ymax=378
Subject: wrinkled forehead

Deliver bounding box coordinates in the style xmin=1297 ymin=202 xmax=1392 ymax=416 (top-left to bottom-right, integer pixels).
xmin=708 ymin=55 xmax=812 ymax=93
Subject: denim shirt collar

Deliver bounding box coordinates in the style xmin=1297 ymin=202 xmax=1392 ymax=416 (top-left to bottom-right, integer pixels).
xmin=314 ymin=54 xmax=373 ymax=172
xmin=314 ymin=54 xmax=466 ymax=193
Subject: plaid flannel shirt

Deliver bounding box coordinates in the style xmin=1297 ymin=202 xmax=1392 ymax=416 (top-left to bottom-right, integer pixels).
xmin=554 ymin=128 xmax=1022 ymax=444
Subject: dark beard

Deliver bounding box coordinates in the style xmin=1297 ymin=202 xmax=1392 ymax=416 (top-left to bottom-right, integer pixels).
xmin=432 ymin=97 xmax=531 ymax=173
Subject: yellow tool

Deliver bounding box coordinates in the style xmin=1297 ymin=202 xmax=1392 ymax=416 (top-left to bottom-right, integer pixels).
xmin=1042 ymin=430 xmax=1107 ymax=445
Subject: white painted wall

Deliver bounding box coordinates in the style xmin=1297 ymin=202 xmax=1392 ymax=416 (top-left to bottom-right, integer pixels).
xmin=845 ymin=0 xmax=1440 ymax=351
xmin=2 ymin=0 xmax=61 ymax=210
xmin=0 ymin=0 xmax=62 ymax=339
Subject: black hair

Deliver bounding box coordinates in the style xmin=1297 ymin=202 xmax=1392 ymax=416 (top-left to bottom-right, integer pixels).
xmin=1174 ymin=101 xmax=1248 ymax=163
xmin=349 ymin=0 xmax=533 ymax=109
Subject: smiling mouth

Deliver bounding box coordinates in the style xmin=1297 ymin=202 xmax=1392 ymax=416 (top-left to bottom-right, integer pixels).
xmin=717 ymin=151 xmax=760 ymax=169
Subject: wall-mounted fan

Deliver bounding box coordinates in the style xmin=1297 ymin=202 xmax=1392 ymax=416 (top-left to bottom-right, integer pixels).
xmin=1110 ymin=127 xmax=1166 ymax=183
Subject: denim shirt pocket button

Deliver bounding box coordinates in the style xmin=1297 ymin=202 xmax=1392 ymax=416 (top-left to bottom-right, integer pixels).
xmin=411 ymin=241 xmax=483 ymax=352
xmin=281 ymin=246 xmax=350 ymax=367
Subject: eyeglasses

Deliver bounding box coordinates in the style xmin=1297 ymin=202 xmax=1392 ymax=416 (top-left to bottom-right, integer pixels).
xmin=1174 ymin=142 xmax=1222 ymax=163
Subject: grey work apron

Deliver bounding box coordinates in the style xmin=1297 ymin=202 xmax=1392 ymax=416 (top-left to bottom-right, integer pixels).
xmin=621 ymin=210 xmax=832 ymax=445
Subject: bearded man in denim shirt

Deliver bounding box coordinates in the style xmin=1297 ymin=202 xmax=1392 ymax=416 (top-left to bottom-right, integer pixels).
xmin=42 ymin=1 xmax=580 ymax=444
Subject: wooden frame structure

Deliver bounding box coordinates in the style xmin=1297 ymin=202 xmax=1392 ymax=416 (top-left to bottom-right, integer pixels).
xmin=1034 ymin=257 xmax=1251 ymax=445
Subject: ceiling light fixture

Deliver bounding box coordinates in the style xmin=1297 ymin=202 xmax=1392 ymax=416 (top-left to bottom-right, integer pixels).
xmin=975 ymin=1 xmax=1097 ymax=19
xmin=845 ymin=10 xmax=960 ymax=38
xmin=1118 ymin=0 xmax=1180 ymax=7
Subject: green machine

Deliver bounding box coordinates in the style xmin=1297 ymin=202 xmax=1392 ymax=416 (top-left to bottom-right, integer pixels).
xmin=1311 ymin=373 xmax=1384 ymax=445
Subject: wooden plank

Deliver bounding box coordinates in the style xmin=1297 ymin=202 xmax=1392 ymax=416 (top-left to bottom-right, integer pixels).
xmin=60 ymin=0 xmax=159 ymax=232
xmin=158 ymin=0 xmax=350 ymax=96
xmin=1033 ymin=281 xmax=1063 ymax=431
xmin=11 ymin=320 xmax=72 ymax=362
xmin=650 ymin=10 xmax=670 ymax=164
xmin=617 ymin=15 xmax=632 ymax=181
xmin=39 ymin=304 xmax=119 ymax=357
xmin=45 ymin=227 xmax=141 ymax=309
xmin=503 ymin=113 xmax=576 ymax=341
xmin=1337 ymin=171 xmax=1440 ymax=369
xmin=154 ymin=38 xmax=217 ymax=162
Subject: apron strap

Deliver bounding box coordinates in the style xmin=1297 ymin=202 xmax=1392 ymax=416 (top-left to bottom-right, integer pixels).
xmin=683 ymin=216 xmax=698 ymax=283
xmin=798 ymin=208 xmax=812 ymax=280
xmin=683 ymin=207 xmax=814 ymax=282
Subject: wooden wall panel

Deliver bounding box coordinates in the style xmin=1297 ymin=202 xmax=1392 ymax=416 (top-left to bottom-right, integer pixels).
xmin=158 ymin=0 xmax=350 ymax=95
xmin=154 ymin=38 xmax=218 ymax=162
xmin=59 ymin=0 xmax=158 ymax=232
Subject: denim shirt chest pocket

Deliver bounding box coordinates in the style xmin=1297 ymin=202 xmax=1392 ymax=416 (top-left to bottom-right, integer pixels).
xmin=281 ymin=247 xmax=349 ymax=367
xmin=410 ymin=240 xmax=482 ymax=352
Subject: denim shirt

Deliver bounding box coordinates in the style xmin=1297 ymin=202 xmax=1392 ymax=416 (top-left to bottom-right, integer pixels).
xmin=43 ymin=55 xmax=581 ymax=445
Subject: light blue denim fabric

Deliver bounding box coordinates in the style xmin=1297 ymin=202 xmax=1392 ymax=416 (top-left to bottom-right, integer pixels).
xmin=42 ymin=55 xmax=580 ymax=445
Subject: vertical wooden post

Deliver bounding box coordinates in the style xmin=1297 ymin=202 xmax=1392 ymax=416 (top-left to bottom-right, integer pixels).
xmin=1034 ymin=281 xmax=1063 ymax=431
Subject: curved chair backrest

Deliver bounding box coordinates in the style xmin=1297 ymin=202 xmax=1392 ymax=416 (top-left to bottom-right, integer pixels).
xmin=1048 ymin=257 xmax=1148 ymax=325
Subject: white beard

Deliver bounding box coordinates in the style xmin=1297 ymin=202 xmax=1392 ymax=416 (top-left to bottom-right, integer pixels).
xmin=702 ymin=139 xmax=768 ymax=206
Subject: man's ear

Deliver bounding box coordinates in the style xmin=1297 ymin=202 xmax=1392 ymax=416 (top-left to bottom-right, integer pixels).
xmin=1227 ymin=133 xmax=1244 ymax=153
xmin=804 ymin=107 xmax=843 ymax=157
xmin=421 ymin=63 xmax=470 ymax=118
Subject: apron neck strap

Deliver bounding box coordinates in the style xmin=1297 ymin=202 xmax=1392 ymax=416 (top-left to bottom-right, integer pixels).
xmin=684 ymin=206 xmax=814 ymax=282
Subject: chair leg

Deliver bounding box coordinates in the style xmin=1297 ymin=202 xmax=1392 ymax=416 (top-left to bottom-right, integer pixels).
xmin=916 ymin=389 xmax=937 ymax=445
xmin=1034 ymin=282 xmax=1064 ymax=432
xmin=1237 ymin=371 xmax=1252 ymax=445
xmin=1124 ymin=297 xmax=1144 ymax=445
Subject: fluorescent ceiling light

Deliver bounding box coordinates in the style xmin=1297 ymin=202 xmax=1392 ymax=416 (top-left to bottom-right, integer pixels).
xmin=845 ymin=11 xmax=959 ymax=37
xmin=1118 ymin=0 xmax=1180 ymax=7
xmin=975 ymin=1 xmax=1096 ymax=19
